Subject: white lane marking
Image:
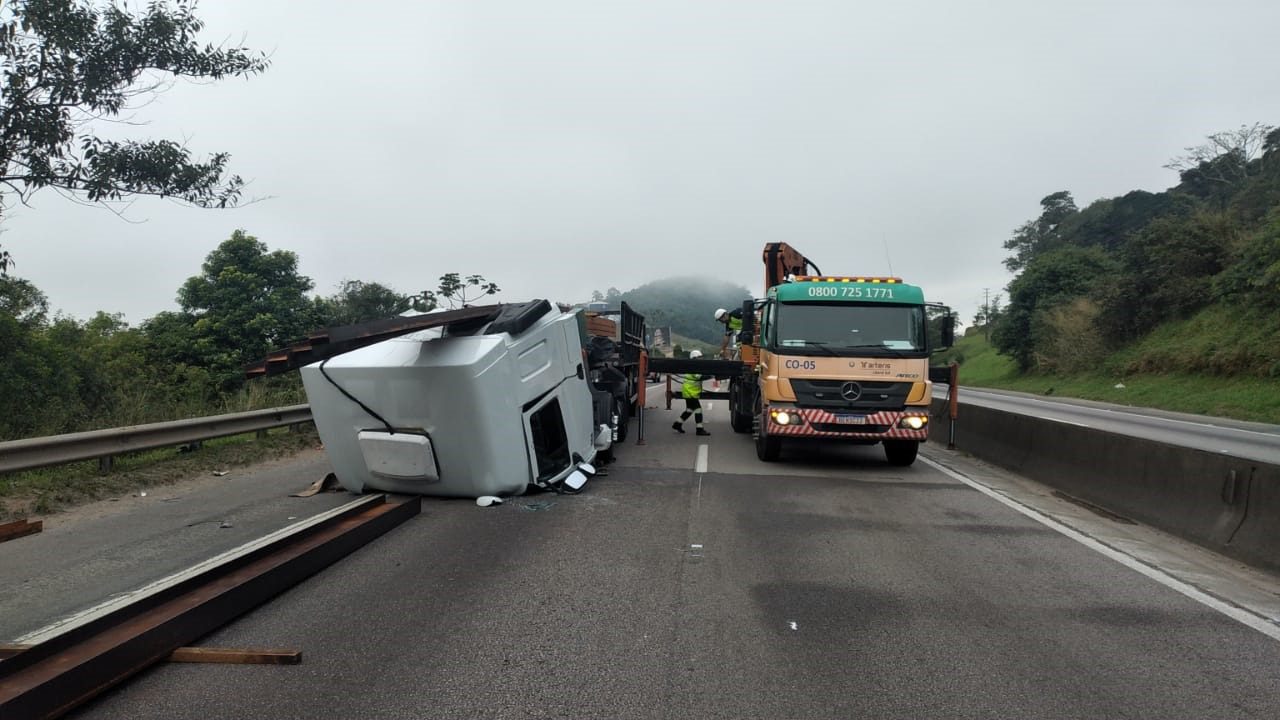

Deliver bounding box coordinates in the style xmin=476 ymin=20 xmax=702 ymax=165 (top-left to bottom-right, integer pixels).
xmin=964 ymin=389 xmax=1280 ymax=439
xmin=1050 ymin=418 xmax=1091 ymax=428
xmin=788 ymin=621 xmax=799 ymax=631
xmin=919 ymin=456 xmax=1280 ymax=642
xmin=695 ymin=444 xmax=709 ymax=474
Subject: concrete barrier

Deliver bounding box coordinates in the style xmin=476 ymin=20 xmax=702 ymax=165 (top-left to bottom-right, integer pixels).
xmin=929 ymin=397 xmax=1280 ymax=572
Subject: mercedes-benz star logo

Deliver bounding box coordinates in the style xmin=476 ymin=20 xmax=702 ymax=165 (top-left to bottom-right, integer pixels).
xmin=840 ymin=381 xmax=862 ymax=402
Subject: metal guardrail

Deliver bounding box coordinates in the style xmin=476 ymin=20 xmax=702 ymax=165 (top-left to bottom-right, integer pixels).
xmin=0 ymin=405 xmax=313 ymax=475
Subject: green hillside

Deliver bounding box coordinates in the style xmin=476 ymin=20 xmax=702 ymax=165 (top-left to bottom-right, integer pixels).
xmin=969 ymin=122 xmax=1280 ymax=424
xmin=946 ymin=317 xmax=1280 ymax=423
xmin=613 ymin=277 xmax=753 ymax=345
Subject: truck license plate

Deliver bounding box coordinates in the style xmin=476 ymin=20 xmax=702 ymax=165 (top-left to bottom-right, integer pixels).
xmin=833 ymin=414 xmax=867 ymax=425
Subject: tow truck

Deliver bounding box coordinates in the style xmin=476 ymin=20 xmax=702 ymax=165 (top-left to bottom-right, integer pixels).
xmin=654 ymin=243 xmax=954 ymax=466
xmin=734 ymin=243 xmax=954 ymax=465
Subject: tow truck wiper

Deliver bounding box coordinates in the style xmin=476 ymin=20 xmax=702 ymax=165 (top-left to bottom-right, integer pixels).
xmin=799 ymin=341 xmax=839 ymax=357
xmin=793 ymin=341 xmax=910 ymax=358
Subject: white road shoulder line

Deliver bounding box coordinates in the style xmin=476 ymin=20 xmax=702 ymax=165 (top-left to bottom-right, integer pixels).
xmin=695 ymin=444 xmax=709 ymax=474
xmin=966 ymin=390 xmax=1280 ymax=439
xmin=919 ymin=456 xmax=1280 ymax=642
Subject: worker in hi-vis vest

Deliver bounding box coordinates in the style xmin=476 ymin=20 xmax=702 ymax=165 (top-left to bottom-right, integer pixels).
xmin=714 ymin=307 xmax=743 ymax=359
xmin=672 ymin=350 xmax=710 ymax=436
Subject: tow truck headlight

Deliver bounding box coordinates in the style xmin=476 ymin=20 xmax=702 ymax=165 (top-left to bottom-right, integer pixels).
xmin=770 ymin=409 xmax=801 ymax=426
xmin=897 ymin=415 xmax=928 ymax=430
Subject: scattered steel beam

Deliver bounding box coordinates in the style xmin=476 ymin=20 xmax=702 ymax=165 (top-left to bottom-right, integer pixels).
xmin=0 ymin=645 xmax=301 ymax=666
xmin=244 ymin=304 xmax=505 ymax=378
xmin=0 ymin=494 xmax=419 ymax=720
xmin=0 ymin=519 xmax=42 ymax=544
xmin=646 ymin=357 xmax=744 ymax=378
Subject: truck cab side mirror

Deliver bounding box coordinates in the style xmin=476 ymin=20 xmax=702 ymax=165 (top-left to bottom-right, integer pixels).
xmin=940 ymin=313 xmax=955 ymax=349
xmin=927 ymin=302 xmax=956 ymax=351
xmin=739 ymin=299 xmax=756 ymax=343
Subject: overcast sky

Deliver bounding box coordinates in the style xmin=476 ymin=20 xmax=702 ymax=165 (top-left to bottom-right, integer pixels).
xmin=5 ymin=0 xmax=1280 ymax=327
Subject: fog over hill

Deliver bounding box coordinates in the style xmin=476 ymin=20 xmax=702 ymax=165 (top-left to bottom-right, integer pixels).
xmin=594 ymin=277 xmax=753 ymax=345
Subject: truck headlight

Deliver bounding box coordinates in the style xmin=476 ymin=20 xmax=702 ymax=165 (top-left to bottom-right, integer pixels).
xmin=770 ymin=410 xmax=800 ymax=426
xmin=897 ymin=415 xmax=928 ymax=430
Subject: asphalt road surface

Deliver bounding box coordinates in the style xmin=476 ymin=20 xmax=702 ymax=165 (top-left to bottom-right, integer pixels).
xmin=8 ymin=400 xmax=1278 ymax=719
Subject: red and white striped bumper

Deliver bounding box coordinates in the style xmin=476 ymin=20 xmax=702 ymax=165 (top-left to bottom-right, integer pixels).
xmin=764 ymin=407 xmax=930 ymax=440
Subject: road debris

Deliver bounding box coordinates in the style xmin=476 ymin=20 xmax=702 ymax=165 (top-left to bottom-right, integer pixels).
xmin=292 ymin=473 xmax=343 ymax=498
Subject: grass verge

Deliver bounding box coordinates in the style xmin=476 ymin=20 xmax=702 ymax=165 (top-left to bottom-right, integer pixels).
xmin=944 ymin=331 xmax=1280 ymax=424
xmin=0 ymin=426 xmax=320 ymax=522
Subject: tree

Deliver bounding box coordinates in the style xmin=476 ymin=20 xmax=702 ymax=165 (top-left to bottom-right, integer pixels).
xmin=413 ymin=273 xmax=500 ymax=311
xmin=318 ymin=280 xmax=413 ymax=326
xmin=992 ymin=246 xmax=1118 ymax=371
xmin=1165 ymin=123 xmax=1274 ymax=188
xmin=0 ymin=273 xmax=48 ymax=326
xmin=176 ymin=230 xmax=317 ymax=391
xmin=1214 ymin=208 xmax=1280 ymax=309
xmin=1002 ymin=191 xmax=1078 ymax=272
xmin=0 ymin=274 xmax=73 ymax=437
xmin=1098 ymin=214 xmax=1234 ymax=340
xmin=1055 ymin=191 xmax=1196 ymax=252
xmin=0 ymin=0 xmax=269 ymax=270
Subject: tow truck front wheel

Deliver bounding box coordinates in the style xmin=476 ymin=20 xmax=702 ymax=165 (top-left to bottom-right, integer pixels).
xmin=729 ymin=379 xmax=753 ymax=434
xmin=883 ymin=440 xmax=919 ymax=467
xmin=754 ymin=403 xmax=781 ymax=461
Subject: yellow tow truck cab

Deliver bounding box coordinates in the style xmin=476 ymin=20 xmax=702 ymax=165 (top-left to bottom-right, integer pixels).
xmin=728 ymin=270 xmax=953 ymax=466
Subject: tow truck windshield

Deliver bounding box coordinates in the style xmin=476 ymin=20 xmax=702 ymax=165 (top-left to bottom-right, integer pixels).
xmin=773 ymin=302 xmax=927 ymax=356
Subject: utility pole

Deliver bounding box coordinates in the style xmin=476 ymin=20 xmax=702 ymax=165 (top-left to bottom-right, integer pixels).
xmin=982 ymin=288 xmax=991 ymax=341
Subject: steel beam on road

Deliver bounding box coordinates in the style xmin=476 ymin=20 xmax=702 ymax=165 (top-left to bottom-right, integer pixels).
xmin=0 ymin=519 xmax=42 ymax=544
xmin=0 ymin=494 xmax=420 ymax=720
xmin=0 ymin=645 xmax=302 ymax=665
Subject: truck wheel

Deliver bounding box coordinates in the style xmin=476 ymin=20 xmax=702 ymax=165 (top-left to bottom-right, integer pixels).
xmin=729 ymin=379 xmax=753 ymax=434
xmin=883 ymin=440 xmax=919 ymax=467
xmin=612 ymin=396 xmax=629 ymax=444
xmin=755 ymin=407 xmax=781 ymax=461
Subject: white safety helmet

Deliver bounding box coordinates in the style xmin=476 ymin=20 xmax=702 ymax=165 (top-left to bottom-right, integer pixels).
xmin=714 ymin=308 xmax=728 ymax=322
xmin=689 ymin=349 xmax=703 ymax=359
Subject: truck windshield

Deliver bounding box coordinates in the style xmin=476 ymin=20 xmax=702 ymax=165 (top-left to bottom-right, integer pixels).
xmin=773 ymin=302 xmax=927 ymax=355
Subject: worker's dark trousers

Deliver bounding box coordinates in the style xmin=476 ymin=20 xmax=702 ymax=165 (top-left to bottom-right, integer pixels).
xmin=679 ymin=398 xmax=704 ymax=428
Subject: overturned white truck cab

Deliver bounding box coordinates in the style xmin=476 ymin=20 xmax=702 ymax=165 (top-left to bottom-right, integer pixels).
xmin=297 ymin=300 xmax=622 ymax=498
xmin=246 ymin=300 xmax=647 ymax=497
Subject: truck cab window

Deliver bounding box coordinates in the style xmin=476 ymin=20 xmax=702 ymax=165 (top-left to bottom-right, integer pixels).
xmin=528 ymin=398 xmax=572 ymax=484
xmin=775 ymin=303 xmax=927 ymax=355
